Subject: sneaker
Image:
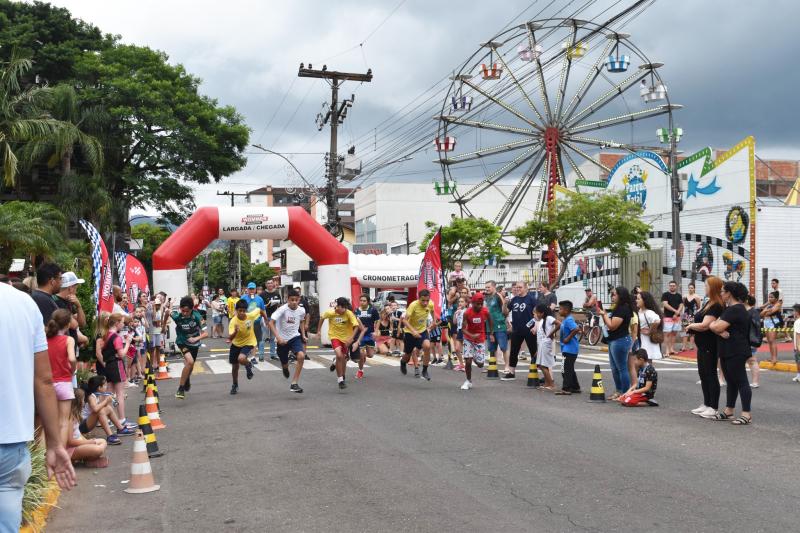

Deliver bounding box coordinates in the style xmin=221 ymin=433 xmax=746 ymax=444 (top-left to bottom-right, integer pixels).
xmin=270 ymin=354 xmax=278 ymax=361
xmin=339 ymin=381 xmax=347 ymax=390
xmin=329 ymin=361 xmax=336 ymax=372
xmin=421 ymin=368 xmax=431 ymax=381
xmin=356 ymin=369 xmax=364 ymax=379
xmin=117 ymin=427 xmax=135 ymax=436
xmin=120 ymin=419 xmax=137 ymax=429
xmin=793 ymin=375 xmax=800 ymax=383
xmin=175 ymin=388 xmax=185 ymax=400
xmin=106 ymin=435 xmax=121 ymax=445
xmin=414 ymin=367 xmax=420 ymax=378
xmin=696 ymin=380 xmax=702 ymax=385
xmin=500 ymin=372 xmax=516 ymax=381
xmin=290 ymin=383 xmax=303 ymax=394
xmin=259 ymin=355 xmax=265 ymax=363
xmin=289 ymin=354 xmax=297 ymax=363
xmin=460 ymin=380 xmax=471 ymax=390
xmin=691 ymin=404 xmax=708 ymax=415
xmin=750 ymin=383 xmax=759 ymax=388
xmin=282 ymin=367 xmax=290 ymax=379
xmin=230 ymin=384 xmax=238 ymax=395
xmin=400 ymin=360 xmax=407 ymax=375
xmin=246 ymin=363 xmax=254 ymax=380
xmin=699 ymin=407 xmax=719 ymax=419
xmin=250 ymin=357 xmax=258 ymax=366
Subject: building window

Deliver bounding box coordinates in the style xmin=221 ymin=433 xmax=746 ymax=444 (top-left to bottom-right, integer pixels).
xmin=339 ymin=210 xmax=353 ymax=217
xmin=391 ymin=242 xmax=415 ymax=254
xmin=355 ymin=215 xmax=376 ymax=243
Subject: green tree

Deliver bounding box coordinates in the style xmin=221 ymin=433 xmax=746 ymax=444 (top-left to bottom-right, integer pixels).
xmin=512 ymin=191 xmax=651 ymax=288
xmin=419 ymin=217 xmax=507 ymax=270
xmin=131 ymin=223 xmax=171 ymax=278
xmin=191 ymin=249 xmax=253 ymax=294
xmin=75 ymin=45 xmax=250 ymax=224
xmin=249 ymin=262 xmax=277 ymax=287
xmin=0 ymin=200 xmax=66 ymax=269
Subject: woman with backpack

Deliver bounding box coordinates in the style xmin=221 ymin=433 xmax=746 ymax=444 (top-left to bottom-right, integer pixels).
xmin=685 ymin=276 xmax=724 ymax=419
xmin=710 ymin=281 xmax=753 ymax=425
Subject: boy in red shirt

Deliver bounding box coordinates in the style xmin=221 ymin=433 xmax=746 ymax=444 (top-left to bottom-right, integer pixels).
xmin=460 ymin=292 xmax=494 ymax=390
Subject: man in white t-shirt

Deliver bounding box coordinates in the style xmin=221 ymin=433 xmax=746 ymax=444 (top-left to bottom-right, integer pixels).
xmin=268 ymin=289 xmax=308 ymax=393
xmin=0 ymin=283 xmax=76 ymax=531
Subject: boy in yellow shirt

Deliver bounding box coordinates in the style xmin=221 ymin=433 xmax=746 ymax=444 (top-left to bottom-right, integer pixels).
xmin=401 ymin=289 xmax=437 ymax=381
xmin=226 ymin=299 xmax=263 ymax=395
xmin=317 ymin=297 xmax=365 ymax=390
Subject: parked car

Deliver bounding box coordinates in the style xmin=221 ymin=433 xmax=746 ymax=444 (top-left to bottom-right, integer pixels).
xmin=374 ymin=290 xmax=408 ymax=312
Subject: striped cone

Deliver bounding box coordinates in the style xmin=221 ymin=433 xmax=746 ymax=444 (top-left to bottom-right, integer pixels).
xmin=137 ymin=405 xmax=164 ymax=458
xmin=141 ymin=355 xmax=150 ymax=393
xmin=155 ymin=353 xmax=170 ymax=380
xmin=145 ymin=383 xmax=166 ymax=430
xmin=526 ymin=362 xmax=540 ymax=388
xmin=124 ymin=430 xmax=160 ymax=494
xmin=588 ymin=364 xmax=606 ymax=403
xmin=486 ymin=353 xmax=499 ymax=379
xmin=147 ymin=374 xmax=164 ymax=414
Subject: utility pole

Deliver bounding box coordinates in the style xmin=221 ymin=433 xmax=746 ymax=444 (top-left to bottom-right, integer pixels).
xmin=667 ymin=114 xmax=682 ymax=286
xmin=404 ymin=222 xmax=410 ymax=255
xmin=217 ymin=190 xmax=250 ymax=291
xmin=298 ymin=63 xmax=372 ymax=237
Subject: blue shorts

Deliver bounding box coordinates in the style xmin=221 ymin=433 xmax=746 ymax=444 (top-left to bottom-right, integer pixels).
xmin=229 ymin=344 xmax=253 ymax=364
xmin=487 ymin=330 xmax=509 ymax=352
xmin=403 ymin=331 xmax=429 ymax=355
xmin=763 ymin=316 xmax=780 ymax=329
xmin=277 ymin=336 xmax=305 ymax=364
xmin=360 ymin=336 xmax=376 ymax=347
xmin=212 ymin=315 xmax=223 ymax=325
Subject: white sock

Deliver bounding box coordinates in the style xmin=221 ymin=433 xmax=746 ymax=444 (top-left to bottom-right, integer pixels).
xmin=337 ymin=376 xmax=344 ymax=383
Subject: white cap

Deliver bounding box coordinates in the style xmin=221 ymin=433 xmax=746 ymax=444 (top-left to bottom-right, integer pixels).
xmin=61 ymin=271 xmax=85 ymax=288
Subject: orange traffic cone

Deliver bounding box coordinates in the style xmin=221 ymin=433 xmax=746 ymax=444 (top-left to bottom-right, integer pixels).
xmin=155 ymin=353 xmax=171 ymax=380
xmin=145 ymin=384 xmax=166 ymax=430
xmin=124 ymin=430 xmax=160 ymax=494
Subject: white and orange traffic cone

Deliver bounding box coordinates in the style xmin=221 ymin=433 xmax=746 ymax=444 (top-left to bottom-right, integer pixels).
xmin=155 ymin=353 xmax=171 ymax=380
xmin=145 ymin=384 xmax=166 ymax=431
xmin=123 ymin=430 xmax=160 ymax=494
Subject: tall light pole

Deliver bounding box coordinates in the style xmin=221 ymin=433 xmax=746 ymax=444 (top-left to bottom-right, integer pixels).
xmin=667 ymin=113 xmax=682 ymax=286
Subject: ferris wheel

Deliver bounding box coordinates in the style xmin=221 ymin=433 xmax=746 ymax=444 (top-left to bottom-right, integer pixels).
xmin=433 ymin=17 xmax=680 ymax=238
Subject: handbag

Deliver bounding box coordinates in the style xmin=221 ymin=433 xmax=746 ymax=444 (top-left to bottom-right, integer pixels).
xmin=643 ymin=311 xmax=664 ymax=344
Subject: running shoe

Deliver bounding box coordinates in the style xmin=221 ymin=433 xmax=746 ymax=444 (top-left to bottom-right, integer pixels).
xmin=460 ymin=380 xmax=470 ymax=390
xmin=282 ymin=366 xmax=290 ymax=379
xmin=175 ymin=388 xmax=185 ymax=400
xmin=117 ymin=427 xmax=136 ymax=436
xmin=751 ymin=383 xmax=759 ymax=388
xmin=259 ymin=355 xmax=265 ymax=363
xmin=290 ymin=383 xmax=303 ymax=394
xmin=793 ymin=375 xmax=800 ymax=382
xmin=414 ymin=367 xmax=420 ymax=378
xmin=289 ymin=354 xmax=297 ymax=363
xmin=329 ymin=361 xmax=336 ymax=372
xmin=500 ymin=372 xmax=516 ymax=381
xmin=250 ymin=357 xmax=258 ymax=366
xmin=356 ymin=369 xmax=364 ymax=379
xmin=246 ymin=363 xmax=254 ymax=380
xmin=270 ymin=354 xmax=278 ymax=361
xmin=120 ymin=419 xmax=138 ymax=429
xmin=691 ymin=405 xmax=707 ymax=415
xmin=230 ymin=384 xmax=238 ymax=395
xmin=338 ymin=381 xmax=347 ymax=390
xmin=421 ymin=368 xmax=431 ymax=381
xmin=107 ymin=435 xmax=121 ymax=445
xmin=400 ymin=360 xmax=407 ymax=375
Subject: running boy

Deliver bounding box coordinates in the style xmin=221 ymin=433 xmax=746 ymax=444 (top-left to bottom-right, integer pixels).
xmin=318 ymin=297 xmax=364 ymax=390
xmin=401 ymin=289 xmax=437 ymax=381
xmin=460 ymin=292 xmax=493 ymax=390
xmin=619 ymin=349 xmax=658 ymax=406
xmin=268 ymin=290 xmax=307 ymax=393
xmin=354 ymin=295 xmax=380 ymax=379
xmin=555 ymin=300 xmax=581 ymax=395
xmin=226 ymin=299 xmax=259 ymax=395
xmin=171 ymin=296 xmax=208 ymax=400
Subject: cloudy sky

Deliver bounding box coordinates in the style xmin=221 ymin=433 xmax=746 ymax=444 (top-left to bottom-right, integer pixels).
xmin=44 ymin=0 xmax=800 ymax=212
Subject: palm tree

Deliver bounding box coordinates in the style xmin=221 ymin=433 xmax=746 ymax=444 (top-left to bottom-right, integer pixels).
xmin=0 ymin=50 xmax=65 ymax=187
xmin=0 ymin=201 xmax=66 ymax=269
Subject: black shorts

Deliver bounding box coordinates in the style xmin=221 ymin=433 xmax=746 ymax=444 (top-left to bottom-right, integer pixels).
xmin=276 ymin=336 xmax=305 ymax=365
xmin=229 ymin=344 xmax=254 ymax=364
xmin=403 ymin=331 xmax=429 ymax=355
xmin=78 ymin=419 xmax=90 ymax=434
xmin=392 ymin=329 xmax=403 ymax=339
xmin=177 ymin=344 xmax=200 ymax=361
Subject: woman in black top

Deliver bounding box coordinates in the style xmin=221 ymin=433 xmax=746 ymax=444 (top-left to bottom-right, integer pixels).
xmin=685 ymin=276 xmax=724 ymax=418
xmin=710 ymin=281 xmax=752 ymax=424
xmin=683 ymin=282 xmax=702 ymax=352
xmin=597 ymin=286 xmax=634 ymax=399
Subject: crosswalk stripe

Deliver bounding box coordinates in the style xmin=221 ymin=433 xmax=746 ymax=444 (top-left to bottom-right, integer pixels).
xmin=168 ymin=361 xmax=208 ymax=377
xmin=301 ymin=359 xmax=325 ymax=370
xmin=369 ymin=355 xmax=401 ymax=367
xmin=253 ymin=362 xmax=280 ymax=372
xmin=205 ymin=359 xmax=231 ymax=374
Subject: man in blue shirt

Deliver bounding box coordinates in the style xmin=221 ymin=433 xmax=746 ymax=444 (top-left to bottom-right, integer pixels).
xmin=556 ymin=300 xmax=581 ymax=395
xmin=503 ymin=281 xmax=538 ymax=380
xmin=240 ymin=282 xmax=266 ymax=363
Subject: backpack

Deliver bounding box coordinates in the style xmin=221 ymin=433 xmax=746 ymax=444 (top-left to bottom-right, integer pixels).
xmin=748 ymin=308 xmax=763 ymax=348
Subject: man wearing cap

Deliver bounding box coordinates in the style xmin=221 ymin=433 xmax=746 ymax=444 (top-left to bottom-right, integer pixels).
xmin=54 ymin=272 xmax=89 ymax=348
xmin=240 ymin=282 xmax=268 ymax=365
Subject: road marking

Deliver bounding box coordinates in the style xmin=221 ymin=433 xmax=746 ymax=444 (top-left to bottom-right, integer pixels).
xmin=168 ymin=361 xmax=207 ymax=377
xmin=205 ymin=359 xmax=231 ymax=374
xmin=253 ymin=362 xmax=280 ymax=372
xmin=209 ymin=348 xmax=228 ymax=352
xmin=300 ymin=359 xmax=325 ymax=370
xmin=369 ymin=355 xmax=401 ymax=367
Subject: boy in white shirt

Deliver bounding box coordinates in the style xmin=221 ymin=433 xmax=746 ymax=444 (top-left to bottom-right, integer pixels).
xmin=268 ymin=290 xmax=308 ymax=393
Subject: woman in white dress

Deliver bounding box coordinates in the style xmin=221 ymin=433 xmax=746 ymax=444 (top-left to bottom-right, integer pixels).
xmin=636 ymin=291 xmax=663 ymax=360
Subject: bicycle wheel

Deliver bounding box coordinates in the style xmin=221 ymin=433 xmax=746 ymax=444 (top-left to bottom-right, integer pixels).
xmin=588 ymin=326 xmax=602 ymax=346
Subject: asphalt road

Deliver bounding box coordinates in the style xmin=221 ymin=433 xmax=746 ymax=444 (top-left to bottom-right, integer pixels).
xmin=49 ymin=340 xmax=800 ymax=533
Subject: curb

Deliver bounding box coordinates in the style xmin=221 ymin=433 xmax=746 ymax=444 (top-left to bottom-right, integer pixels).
xmin=20 ymin=482 xmax=60 ymax=533
xmin=759 ymin=360 xmax=797 ymax=373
